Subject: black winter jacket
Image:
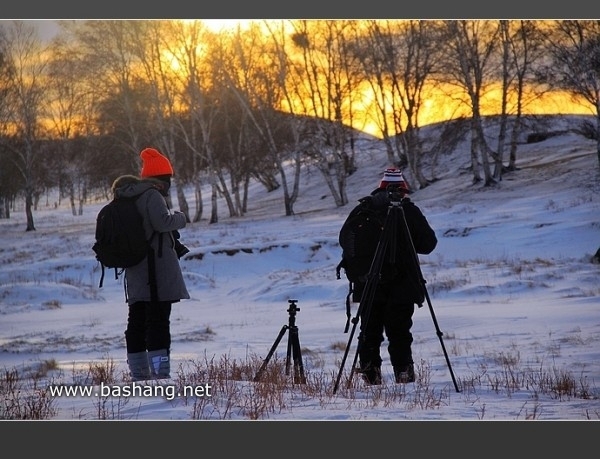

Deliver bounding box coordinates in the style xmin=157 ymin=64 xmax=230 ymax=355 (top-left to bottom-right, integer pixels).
xmin=342 ymin=188 xmax=437 ymax=304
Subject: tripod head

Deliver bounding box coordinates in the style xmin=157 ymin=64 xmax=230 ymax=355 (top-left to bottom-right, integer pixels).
xmin=287 ymin=299 xmax=300 ymax=317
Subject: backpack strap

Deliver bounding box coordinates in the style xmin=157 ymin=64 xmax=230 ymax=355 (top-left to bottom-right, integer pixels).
xmin=146 ymin=230 xmax=158 ymax=304
xmin=343 ymin=281 xmax=353 ymax=333
xmin=147 ymin=245 xmax=158 ymax=304
xmin=96 ymin=264 xmax=119 ymax=289
xmin=336 ymin=258 xmax=353 ymax=332
xmin=335 ymin=258 xmax=344 ymax=280
xmin=98 ymin=263 xmax=106 ymax=288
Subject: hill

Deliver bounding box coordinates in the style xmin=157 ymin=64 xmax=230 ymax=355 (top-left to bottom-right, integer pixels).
xmin=0 ymin=115 xmax=599 ymax=420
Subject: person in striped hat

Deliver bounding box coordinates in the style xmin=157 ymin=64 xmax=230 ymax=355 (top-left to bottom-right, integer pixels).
xmin=378 ymin=167 xmax=412 ymax=194
xmin=340 ymin=167 xmax=437 ymax=385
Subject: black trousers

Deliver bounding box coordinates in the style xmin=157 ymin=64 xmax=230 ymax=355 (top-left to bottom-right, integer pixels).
xmin=358 ymin=283 xmax=415 ymax=370
xmin=125 ymin=301 xmax=172 ymax=353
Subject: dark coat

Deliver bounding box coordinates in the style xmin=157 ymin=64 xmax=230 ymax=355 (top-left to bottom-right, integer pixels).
xmin=346 ymin=187 xmax=437 ymax=304
xmin=367 ymin=188 xmax=437 ymax=256
xmin=114 ymin=177 xmax=190 ymax=305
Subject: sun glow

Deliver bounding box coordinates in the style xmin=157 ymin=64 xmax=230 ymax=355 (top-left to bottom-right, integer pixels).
xmin=155 ymin=20 xmax=600 ymax=139
xmin=199 ymin=19 xmax=256 ymax=33
xmin=354 ymin=84 xmax=595 ymax=139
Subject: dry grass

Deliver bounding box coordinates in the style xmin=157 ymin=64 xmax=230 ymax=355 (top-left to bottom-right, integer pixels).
xmin=0 ymin=363 xmax=58 ymax=420
xmin=2 ymin=351 xmax=598 ymax=420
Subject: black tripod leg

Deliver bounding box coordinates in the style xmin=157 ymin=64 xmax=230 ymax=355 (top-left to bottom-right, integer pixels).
xmin=289 ymin=326 xmax=306 ymax=384
xmin=348 ymin=332 xmax=362 ymax=387
xmin=333 ymin=210 xmax=394 ymax=394
xmin=398 ymin=201 xmax=461 ymax=393
xmin=346 ymin=286 xmax=378 ymax=389
xmin=285 ymin=326 xmax=293 ymax=376
xmin=333 ymin=315 xmax=360 ymax=393
xmin=253 ymin=325 xmax=288 ymax=382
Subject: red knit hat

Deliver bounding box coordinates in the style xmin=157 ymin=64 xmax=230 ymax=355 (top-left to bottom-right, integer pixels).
xmin=378 ymin=167 xmax=411 ymax=193
xmin=140 ymin=148 xmax=174 ymax=178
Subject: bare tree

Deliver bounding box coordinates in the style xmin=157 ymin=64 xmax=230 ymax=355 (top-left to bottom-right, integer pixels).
xmin=541 ymin=20 xmax=600 ymax=170
xmin=45 ymin=30 xmax=100 ymax=216
xmin=0 ymin=21 xmax=48 ymax=230
xmin=288 ymin=20 xmax=364 ymax=207
xmin=0 ymin=26 xmax=17 ymax=219
xmin=208 ymin=26 xmax=266 ymax=218
xmin=127 ymin=20 xmax=193 ymax=220
xmin=494 ymin=20 xmax=512 ymax=180
xmin=224 ymin=21 xmax=304 ymax=216
xmin=66 ymin=21 xmax=153 ymax=171
xmin=440 ymin=20 xmax=501 ymax=186
xmin=353 ymin=20 xmax=442 ymax=189
xmin=212 ymin=65 xmax=267 ymax=217
xmin=490 ymin=20 xmax=549 ymax=179
xmin=154 ymin=20 xmax=218 ymax=223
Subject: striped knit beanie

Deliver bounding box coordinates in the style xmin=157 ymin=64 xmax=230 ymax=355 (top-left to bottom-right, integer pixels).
xmin=378 ymin=168 xmax=411 ymax=193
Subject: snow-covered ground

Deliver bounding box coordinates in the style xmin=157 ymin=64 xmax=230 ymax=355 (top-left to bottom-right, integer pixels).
xmin=1 ymin=117 xmax=599 ymax=421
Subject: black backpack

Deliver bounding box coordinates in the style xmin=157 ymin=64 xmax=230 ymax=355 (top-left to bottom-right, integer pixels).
xmin=337 ymin=197 xmax=386 ymax=284
xmin=336 ymin=197 xmax=387 ymax=331
xmin=92 ymin=192 xmax=153 ymax=292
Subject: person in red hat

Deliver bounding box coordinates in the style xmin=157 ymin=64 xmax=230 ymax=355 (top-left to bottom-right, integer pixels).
xmin=111 ymin=147 xmax=190 ymax=381
xmin=339 ymin=168 xmax=437 ymax=385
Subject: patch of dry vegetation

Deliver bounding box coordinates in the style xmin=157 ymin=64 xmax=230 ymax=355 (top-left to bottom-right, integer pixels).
xmin=2 ymin=351 xmax=598 ymax=420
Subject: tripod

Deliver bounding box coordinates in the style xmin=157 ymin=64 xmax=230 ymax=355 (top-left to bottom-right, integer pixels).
xmin=253 ymin=299 xmax=307 ymax=384
xmin=333 ymin=192 xmax=460 ymax=394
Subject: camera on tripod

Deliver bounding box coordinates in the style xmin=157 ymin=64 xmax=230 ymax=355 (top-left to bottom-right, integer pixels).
xmin=386 ymin=184 xmax=407 ymax=203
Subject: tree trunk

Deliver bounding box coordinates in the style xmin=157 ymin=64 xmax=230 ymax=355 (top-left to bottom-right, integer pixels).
xmin=193 ymin=181 xmax=203 ymax=223
xmin=25 ymin=188 xmax=36 ymax=231
xmin=596 ymin=112 xmax=600 ymax=171
xmin=210 ymin=183 xmax=218 ymax=224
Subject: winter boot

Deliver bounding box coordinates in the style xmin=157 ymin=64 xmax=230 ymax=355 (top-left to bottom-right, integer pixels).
xmin=148 ymin=348 xmax=170 ymax=379
xmin=127 ymin=351 xmax=151 ymax=381
xmin=358 ymin=365 xmax=382 ymax=385
xmin=394 ymin=363 xmax=415 ymax=383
